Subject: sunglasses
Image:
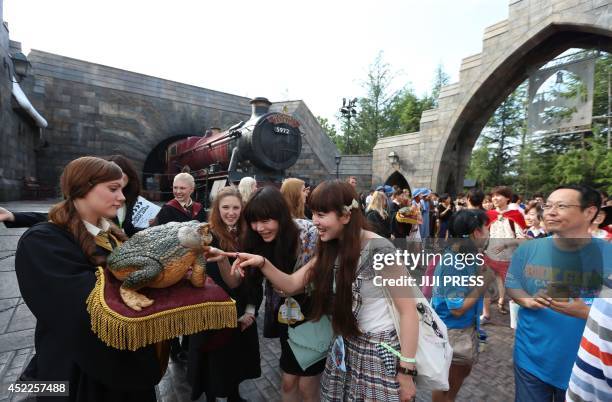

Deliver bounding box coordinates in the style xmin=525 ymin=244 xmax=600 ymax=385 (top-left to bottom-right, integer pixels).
xmin=416 ymin=302 xmax=444 ymax=339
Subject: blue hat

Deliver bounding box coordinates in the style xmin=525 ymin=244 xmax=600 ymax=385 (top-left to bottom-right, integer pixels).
xmin=376 ymin=185 xmax=384 ymax=191
xmin=383 ymin=185 xmax=393 ymax=195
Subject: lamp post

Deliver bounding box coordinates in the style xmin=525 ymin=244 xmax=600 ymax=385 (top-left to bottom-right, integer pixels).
xmin=340 ymin=98 xmax=358 ymax=153
xmin=335 ymin=155 xmax=342 ymax=179
xmin=4 ymin=52 xmax=32 ymax=83
xmin=387 ymin=151 xmax=400 ymax=169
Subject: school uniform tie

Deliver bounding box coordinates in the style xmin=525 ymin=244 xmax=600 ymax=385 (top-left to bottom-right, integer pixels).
xmin=95 ymin=231 xmax=121 ymax=252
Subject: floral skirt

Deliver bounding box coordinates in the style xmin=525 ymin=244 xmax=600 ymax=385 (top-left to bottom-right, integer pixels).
xmin=321 ymin=329 xmax=401 ymax=402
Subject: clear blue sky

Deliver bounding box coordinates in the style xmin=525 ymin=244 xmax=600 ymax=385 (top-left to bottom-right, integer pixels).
xmin=4 ymin=0 xmax=509 ymax=125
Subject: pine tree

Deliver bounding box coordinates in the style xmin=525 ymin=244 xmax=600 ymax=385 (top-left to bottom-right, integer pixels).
xmin=351 ymin=52 xmax=398 ymax=153
xmin=480 ymin=83 xmax=527 ymax=185
xmin=431 ymin=63 xmax=450 ymax=107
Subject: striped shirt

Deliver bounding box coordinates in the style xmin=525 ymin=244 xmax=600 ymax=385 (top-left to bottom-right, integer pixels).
xmin=567 ymin=290 xmax=612 ymax=402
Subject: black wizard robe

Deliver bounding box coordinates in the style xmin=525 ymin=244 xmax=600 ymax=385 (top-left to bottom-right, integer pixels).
xmin=6 ymin=207 xmax=142 ymax=237
xmin=155 ymin=199 xmax=206 ymax=225
xmin=186 ymin=233 xmax=263 ymax=400
xmin=15 ymin=222 xmax=167 ymax=402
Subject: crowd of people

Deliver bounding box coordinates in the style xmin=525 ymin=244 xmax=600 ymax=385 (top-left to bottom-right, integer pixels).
xmin=359 ymin=180 xmax=611 ymax=402
xmin=0 ymin=158 xmax=610 ymax=402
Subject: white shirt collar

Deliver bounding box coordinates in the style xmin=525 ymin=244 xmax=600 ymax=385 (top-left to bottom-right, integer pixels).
xmin=116 ymin=205 xmax=126 ymax=225
xmin=179 ymin=198 xmax=193 ymax=209
xmin=83 ymin=219 xmax=111 ymax=236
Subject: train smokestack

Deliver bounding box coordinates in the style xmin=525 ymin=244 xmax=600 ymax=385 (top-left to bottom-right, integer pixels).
xmin=250 ymin=97 xmax=272 ymax=118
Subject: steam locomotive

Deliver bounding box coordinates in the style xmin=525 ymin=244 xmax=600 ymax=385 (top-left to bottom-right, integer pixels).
xmin=162 ymin=97 xmax=302 ymax=202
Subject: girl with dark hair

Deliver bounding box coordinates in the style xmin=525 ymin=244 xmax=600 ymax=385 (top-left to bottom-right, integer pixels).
xmin=431 ymin=210 xmax=494 ymax=402
xmin=105 ymin=154 xmax=143 ymax=236
xmin=391 ymin=191 xmax=413 ymax=240
xmin=524 ymin=201 xmax=547 ymax=239
xmin=187 ymin=186 xmax=261 ymax=402
xmin=229 ymin=180 xmax=419 ymax=402
xmin=437 ymin=193 xmax=454 ymax=239
xmin=14 ymin=156 xmax=167 ymax=401
xmin=239 ymin=185 xmax=321 ymax=401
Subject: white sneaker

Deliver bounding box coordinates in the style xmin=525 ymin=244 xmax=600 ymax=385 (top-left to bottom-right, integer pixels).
xmin=480 ymin=315 xmax=491 ymax=325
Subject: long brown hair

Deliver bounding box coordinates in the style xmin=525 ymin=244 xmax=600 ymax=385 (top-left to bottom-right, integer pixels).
xmin=281 ymin=178 xmax=306 ymax=219
xmin=209 ymin=186 xmax=245 ymax=252
xmin=308 ymin=180 xmax=365 ymax=337
xmin=48 ymin=156 xmax=127 ymax=266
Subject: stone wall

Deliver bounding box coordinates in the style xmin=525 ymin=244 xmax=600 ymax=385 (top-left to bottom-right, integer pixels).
xmin=337 ymin=155 xmax=373 ymax=193
xmin=0 ymin=13 xmax=41 ymax=201
xmin=23 ymin=50 xmax=253 ymax=190
xmin=373 ymin=131 xmax=424 ymax=191
xmin=12 ymin=50 xmax=356 ymax=197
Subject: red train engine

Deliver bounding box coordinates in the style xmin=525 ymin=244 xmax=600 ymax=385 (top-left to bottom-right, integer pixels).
xmin=162 ymin=97 xmax=302 ymax=202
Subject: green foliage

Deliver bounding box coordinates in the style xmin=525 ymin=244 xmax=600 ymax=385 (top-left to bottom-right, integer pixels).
xmin=465 ymin=139 xmax=496 ymax=189
xmin=430 ymin=63 xmax=450 ymax=107
xmin=552 ymin=133 xmax=612 ymax=194
xmin=316 ymin=116 xmax=343 ymax=151
xmin=339 ymin=53 xmax=441 ymax=154
xmin=466 ymin=51 xmax=612 ymax=197
xmin=391 ymin=88 xmax=434 ymax=134
xmin=349 ymin=52 xmax=399 ymax=153
xmin=591 ymin=52 xmax=609 ymax=117
xmin=466 ymin=83 xmax=527 ymax=187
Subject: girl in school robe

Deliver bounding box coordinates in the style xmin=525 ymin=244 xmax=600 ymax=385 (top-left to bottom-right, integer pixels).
xmin=15 ymin=156 xmax=168 ymax=402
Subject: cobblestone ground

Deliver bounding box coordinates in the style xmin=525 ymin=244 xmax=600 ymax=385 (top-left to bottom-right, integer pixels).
xmin=0 ymin=201 xmax=515 ymax=401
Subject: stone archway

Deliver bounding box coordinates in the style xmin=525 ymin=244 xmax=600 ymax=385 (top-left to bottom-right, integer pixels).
xmin=372 ymin=0 xmax=612 ymax=194
xmin=434 ymin=21 xmax=612 ymax=194
xmin=141 ymin=134 xmax=192 ymax=200
xmin=384 ymin=170 xmax=411 ymax=194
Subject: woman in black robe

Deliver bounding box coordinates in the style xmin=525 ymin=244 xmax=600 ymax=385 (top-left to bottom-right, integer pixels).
xmin=187 ymin=186 xmax=262 ymax=402
xmin=1 ymin=155 xmax=148 ymax=382
xmin=153 ymin=172 xmax=207 ymax=363
xmin=15 ymin=156 xmax=167 ymax=402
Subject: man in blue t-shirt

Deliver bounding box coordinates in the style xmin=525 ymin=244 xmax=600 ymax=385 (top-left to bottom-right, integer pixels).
xmin=506 ymin=185 xmax=611 ymax=402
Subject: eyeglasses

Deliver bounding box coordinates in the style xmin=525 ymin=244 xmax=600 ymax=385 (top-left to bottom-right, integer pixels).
xmin=542 ymin=203 xmax=582 ymax=211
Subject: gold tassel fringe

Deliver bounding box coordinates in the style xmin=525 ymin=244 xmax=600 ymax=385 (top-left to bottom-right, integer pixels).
xmin=86 ymin=268 xmax=237 ymax=351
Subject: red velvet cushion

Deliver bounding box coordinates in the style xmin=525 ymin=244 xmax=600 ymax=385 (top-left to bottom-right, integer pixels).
xmin=103 ymin=269 xmax=233 ymax=318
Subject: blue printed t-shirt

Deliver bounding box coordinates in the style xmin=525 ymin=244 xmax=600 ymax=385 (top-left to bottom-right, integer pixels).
xmin=505 ymin=237 xmax=611 ymax=390
xmin=431 ymin=250 xmax=483 ymax=329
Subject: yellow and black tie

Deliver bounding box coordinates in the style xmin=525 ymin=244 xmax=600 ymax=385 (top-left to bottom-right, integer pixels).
xmin=95 ymin=231 xmax=121 ymax=252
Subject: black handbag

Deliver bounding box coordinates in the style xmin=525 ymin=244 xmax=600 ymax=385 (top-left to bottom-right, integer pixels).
xmin=263 ymin=281 xmax=283 ymax=338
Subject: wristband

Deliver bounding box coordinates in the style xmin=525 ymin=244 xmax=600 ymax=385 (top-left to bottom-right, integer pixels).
xmin=379 ymin=342 xmax=416 ymax=364
xmin=259 ymin=256 xmax=266 ymax=268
